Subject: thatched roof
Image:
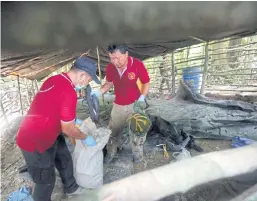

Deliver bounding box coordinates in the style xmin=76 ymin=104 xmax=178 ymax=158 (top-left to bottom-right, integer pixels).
xmin=1 ymin=2 xmax=257 ymax=80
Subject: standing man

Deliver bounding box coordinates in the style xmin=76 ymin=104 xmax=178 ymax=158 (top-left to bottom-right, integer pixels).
xmin=92 ymin=44 xmax=151 ymax=170
xmin=16 ymin=57 xmax=100 ymax=201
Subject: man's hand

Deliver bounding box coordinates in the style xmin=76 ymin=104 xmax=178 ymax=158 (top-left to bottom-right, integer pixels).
xmin=82 ymin=135 xmax=97 ymax=146
xmin=75 ymin=118 xmax=83 ymax=126
xmin=138 ymin=95 xmax=145 ymax=102
xmin=136 ymin=95 xmax=147 ymax=110
xmin=61 ymin=121 xmax=87 ymax=140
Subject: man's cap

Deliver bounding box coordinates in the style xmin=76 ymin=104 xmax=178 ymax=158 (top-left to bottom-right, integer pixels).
xmin=73 ymin=57 xmax=101 ymax=84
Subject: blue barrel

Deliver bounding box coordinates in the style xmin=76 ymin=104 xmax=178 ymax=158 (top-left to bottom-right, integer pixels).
xmin=182 ymin=66 xmax=202 ymax=93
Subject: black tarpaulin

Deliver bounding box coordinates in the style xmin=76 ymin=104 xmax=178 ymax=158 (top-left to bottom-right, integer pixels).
xmin=1 ymin=2 xmax=257 ymax=79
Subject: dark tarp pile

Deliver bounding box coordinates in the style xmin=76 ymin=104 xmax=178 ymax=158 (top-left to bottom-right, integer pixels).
xmin=140 ymin=81 xmax=257 ymax=200
xmin=146 ymin=80 xmax=257 ymax=146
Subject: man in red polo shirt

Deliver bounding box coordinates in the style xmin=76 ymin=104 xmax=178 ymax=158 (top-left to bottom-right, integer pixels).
xmin=92 ymin=44 xmax=150 ymax=167
xmin=16 ymin=57 xmax=100 ymax=201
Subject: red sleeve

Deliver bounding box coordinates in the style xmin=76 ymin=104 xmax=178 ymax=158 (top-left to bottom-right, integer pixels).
xmin=106 ymin=64 xmax=113 ymax=82
xmin=59 ymin=89 xmax=77 ymax=122
xmin=137 ymin=61 xmax=150 ymax=84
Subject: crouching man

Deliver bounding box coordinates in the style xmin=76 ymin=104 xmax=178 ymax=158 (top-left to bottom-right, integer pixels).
xmin=16 ymin=57 xmax=100 ymax=201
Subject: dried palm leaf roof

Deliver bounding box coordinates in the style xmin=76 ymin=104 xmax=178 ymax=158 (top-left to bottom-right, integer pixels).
xmin=1 ymin=2 xmax=257 ymax=80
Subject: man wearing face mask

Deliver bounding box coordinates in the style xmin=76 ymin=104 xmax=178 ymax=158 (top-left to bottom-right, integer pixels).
xmin=16 ymin=57 xmax=100 ymax=201
xmin=91 ymin=44 xmax=151 ymax=170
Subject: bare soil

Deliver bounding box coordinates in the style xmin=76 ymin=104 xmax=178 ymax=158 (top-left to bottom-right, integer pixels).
xmin=1 ymin=99 xmax=254 ymax=201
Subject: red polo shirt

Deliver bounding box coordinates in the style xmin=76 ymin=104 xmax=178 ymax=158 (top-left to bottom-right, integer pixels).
xmin=106 ymin=56 xmax=150 ymax=105
xmin=16 ymin=73 xmax=77 ymax=153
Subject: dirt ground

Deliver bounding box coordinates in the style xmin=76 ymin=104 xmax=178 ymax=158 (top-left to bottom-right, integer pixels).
xmin=103 ymin=138 xmax=233 ymax=201
xmin=1 ymin=121 xmax=232 ymax=201
xmin=0 ymin=99 xmax=254 ymax=201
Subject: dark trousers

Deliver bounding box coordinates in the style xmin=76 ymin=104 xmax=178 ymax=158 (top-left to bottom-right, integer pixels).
xmin=21 ymin=134 xmax=78 ymax=201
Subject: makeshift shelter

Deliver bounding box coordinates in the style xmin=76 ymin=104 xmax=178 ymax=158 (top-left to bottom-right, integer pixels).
xmin=1 ymin=1 xmax=257 ymax=79
xmin=1 ymin=2 xmax=257 ymax=201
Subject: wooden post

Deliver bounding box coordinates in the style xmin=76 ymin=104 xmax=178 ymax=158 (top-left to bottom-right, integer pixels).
xmin=31 ymin=80 xmax=36 ymax=97
xmin=0 ymin=98 xmax=9 ymax=127
xmin=200 ymin=42 xmax=209 ymax=95
xmin=171 ymin=51 xmax=176 ymax=95
xmin=17 ymin=76 xmax=24 ymax=115
xmin=96 ymin=46 xmax=104 ymax=102
xmin=34 ymin=80 xmax=39 ymax=92
xmin=186 ymin=46 xmax=190 ymax=67
xmin=25 ymin=79 xmax=31 ymax=105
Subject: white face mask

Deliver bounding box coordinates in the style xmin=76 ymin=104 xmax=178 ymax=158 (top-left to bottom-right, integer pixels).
xmin=75 ymin=85 xmax=83 ymax=91
xmin=75 ymin=74 xmax=87 ymax=91
xmin=75 ymin=72 xmax=89 ymax=91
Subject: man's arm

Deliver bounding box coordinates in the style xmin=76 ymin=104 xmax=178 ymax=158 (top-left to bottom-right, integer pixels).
xmin=59 ymin=89 xmax=87 ymax=140
xmin=61 ymin=121 xmax=87 ymax=140
xmin=100 ymin=64 xmax=113 ymax=94
xmin=100 ymin=81 xmax=113 ymax=94
xmin=141 ymin=82 xmax=150 ymax=96
xmin=138 ymin=61 xmax=151 ymax=97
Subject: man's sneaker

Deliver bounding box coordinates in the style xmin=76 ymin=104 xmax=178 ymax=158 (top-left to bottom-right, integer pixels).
xmin=66 ymin=187 xmax=88 ymax=196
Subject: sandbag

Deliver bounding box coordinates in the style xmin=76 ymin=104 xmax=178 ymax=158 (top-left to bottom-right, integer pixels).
xmin=72 ymin=118 xmax=111 ymax=189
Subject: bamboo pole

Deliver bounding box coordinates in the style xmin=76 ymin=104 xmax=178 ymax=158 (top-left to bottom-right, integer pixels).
xmin=210 ymin=42 xmax=257 ymax=52
xmin=189 ymin=36 xmax=206 ymax=43
xmin=17 ymin=76 xmax=24 ymax=115
xmin=0 ymin=97 xmax=9 ymax=127
xmin=208 ymin=67 xmax=257 ymax=74
xmin=206 ymin=84 xmax=257 ymax=87
xmin=210 ymin=73 xmax=256 ymax=76
xmin=31 ymin=80 xmax=36 ymax=97
xmin=25 ymin=79 xmax=31 ymax=105
xmin=171 ymin=51 xmax=176 ymax=95
xmin=96 ymin=46 xmax=104 ymax=102
xmin=34 ymin=80 xmax=39 ymax=92
xmin=96 ymin=47 xmax=102 ymax=85
xmin=200 ymin=42 xmax=209 ymax=95
xmin=145 ymin=56 xmax=256 ymax=67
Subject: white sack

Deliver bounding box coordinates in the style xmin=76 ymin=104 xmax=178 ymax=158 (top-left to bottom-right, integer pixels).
xmin=73 ymin=118 xmax=111 ymax=189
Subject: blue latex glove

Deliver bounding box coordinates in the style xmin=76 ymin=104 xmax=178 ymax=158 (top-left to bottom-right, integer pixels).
xmin=90 ymin=90 xmax=102 ymax=98
xmin=7 ymin=186 xmax=33 ymax=201
xmin=75 ymin=118 xmax=83 ymax=126
xmin=82 ymin=135 xmax=97 ymax=146
xmin=231 ymin=136 xmax=255 ymax=148
xmin=20 ymin=186 xmax=32 ymax=194
xmin=138 ymin=95 xmax=145 ymax=102
xmin=135 ymin=95 xmax=147 ymax=110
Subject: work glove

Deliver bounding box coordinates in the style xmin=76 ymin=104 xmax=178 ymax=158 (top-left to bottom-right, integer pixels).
xmin=231 ymin=136 xmax=255 ymax=148
xmin=7 ymin=186 xmax=33 ymax=201
xmin=136 ymin=95 xmax=147 ymax=110
xmin=75 ymin=118 xmax=83 ymax=126
xmin=90 ymin=90 xmax=102 ymax=98
xmin=82 ymin=135 xmax=97 ymax=146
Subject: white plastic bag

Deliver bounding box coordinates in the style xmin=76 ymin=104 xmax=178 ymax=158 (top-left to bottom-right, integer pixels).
xmin=72 ymin=118 xmax=111 ymax=189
